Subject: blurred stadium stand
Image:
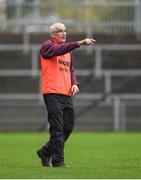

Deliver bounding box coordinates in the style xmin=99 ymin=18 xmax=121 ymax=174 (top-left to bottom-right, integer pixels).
xmin=0 ymin=0 xmax=141 ymax=131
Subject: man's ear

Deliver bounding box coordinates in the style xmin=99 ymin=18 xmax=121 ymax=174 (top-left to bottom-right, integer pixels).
xmin=51 ymin=32 xmax=55 ymax=38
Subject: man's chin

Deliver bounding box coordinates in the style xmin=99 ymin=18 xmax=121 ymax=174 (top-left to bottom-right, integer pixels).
xmin=62 ymin=39 xmax=66 ymax=43
xmin=56 ymin=38 xmax=66 ymax=44
xmin=59 ymin=40 xmax=66 ymax=44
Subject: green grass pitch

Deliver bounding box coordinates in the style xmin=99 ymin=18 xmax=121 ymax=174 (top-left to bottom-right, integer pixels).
xmin=0 ymin=132 xmax=141 ymax=179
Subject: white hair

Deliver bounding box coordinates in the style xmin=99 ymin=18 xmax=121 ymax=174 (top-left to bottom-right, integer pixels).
xmin=49 ymin=23 xmax=66 ymax=33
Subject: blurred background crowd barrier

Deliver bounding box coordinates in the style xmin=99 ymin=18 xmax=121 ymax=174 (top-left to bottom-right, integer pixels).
xmin=1 ymin=0 xmax=141 ymax=34
xmin=0 ymin=0 xmax=141 ymax=131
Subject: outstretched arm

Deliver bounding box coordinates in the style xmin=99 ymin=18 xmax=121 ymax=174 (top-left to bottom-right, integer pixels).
xmin=40 ymin=38 xmax=96 ymax=59
xmin=40 ymin=41 xmax=79 ymax=59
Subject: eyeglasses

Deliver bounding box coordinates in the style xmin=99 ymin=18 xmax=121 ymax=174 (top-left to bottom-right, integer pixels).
xmin=54 ymin=29 xmax=68 ymax=34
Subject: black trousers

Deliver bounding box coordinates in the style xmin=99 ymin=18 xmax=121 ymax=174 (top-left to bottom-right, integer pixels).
xmin=43 ymin=93 xmax=75 ymax=166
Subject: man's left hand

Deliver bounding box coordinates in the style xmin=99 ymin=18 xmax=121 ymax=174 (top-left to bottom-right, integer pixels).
xmin=71 ymin=85 xmax=79 ymax=96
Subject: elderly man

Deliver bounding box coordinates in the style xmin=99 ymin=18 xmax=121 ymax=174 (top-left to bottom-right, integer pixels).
xmin=37 ymin=22 xmax=96 ymax=167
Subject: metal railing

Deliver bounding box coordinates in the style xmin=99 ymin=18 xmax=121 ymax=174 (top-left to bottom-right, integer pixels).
xmin=1 ymin=43 xmax=141 ymax=95
xmin=75 ymin=93 xmax=141 ymax=131
xmin=0 ymin=0 xmax=141 ymax=34
xmin=0 ymin=43 xmax=141 ymax=131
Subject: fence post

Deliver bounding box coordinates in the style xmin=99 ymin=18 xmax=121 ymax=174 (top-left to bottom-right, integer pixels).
xmin=95 ymin=47 xmax=102 ymax=76
xmin=134 ymin=0 xmax=141 ymax=33
xmin=120 ymin=101 xmax=126 ymax=131
xmin=105 ymin=72 xmax=112 ymax=94
xmin=113 ymin=96 xmax=120 ymax=131
xmin=31 ymin=48 xmax=38 ymax=77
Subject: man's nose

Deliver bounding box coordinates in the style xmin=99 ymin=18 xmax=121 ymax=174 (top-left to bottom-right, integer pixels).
xmin=62 ymin=31 xmax=66 ymax=35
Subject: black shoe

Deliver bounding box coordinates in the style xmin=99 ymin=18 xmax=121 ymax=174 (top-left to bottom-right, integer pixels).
xmin=37 ymin=149 xmax=51 ymax=167
xmin=52 ymin=162 xmax=69 ymax=168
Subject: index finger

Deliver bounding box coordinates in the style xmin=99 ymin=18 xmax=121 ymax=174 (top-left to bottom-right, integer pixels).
xmin=91 ymin=39 xmax=96 ymax=43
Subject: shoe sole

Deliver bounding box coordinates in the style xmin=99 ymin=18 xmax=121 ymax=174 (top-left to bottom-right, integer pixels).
xmin=52 ymin=163 xmax=70 ymax=168
xmin=52 ymin=165 xmax=70 ymax=168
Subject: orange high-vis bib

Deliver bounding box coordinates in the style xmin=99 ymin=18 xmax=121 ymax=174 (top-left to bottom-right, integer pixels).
xmin=40 ymin=52 xmax=72 ymax=96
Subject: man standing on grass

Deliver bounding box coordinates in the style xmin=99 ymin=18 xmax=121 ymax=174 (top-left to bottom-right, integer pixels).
xmin=37 ymin=22 xmax=96 ymax=167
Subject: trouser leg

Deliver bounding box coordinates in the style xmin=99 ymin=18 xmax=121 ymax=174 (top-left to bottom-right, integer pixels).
xmin=42 ymin=94 xmax=75 ymax=166
xmin=43 ymin=107 xmax=75 ymax=154
xmin=48 ymin=110 xmax=65 ymax=165
xmin=63 ymin=98 xmax=75 ymax=141
xmin=43 ymin=94 xmax=65 ymax=165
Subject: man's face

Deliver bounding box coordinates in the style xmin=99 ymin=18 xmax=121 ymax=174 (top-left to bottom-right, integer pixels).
xmin=51 ymin=25 xmax=68 ymax=44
